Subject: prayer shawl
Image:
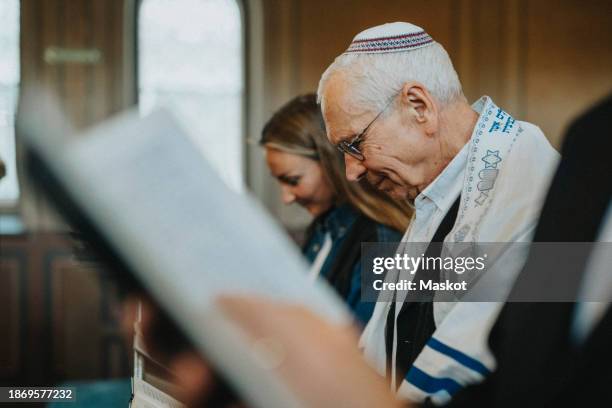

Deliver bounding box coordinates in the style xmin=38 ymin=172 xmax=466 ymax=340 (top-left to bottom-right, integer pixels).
xmin=360 ymin=96 xmax=560 ymax=405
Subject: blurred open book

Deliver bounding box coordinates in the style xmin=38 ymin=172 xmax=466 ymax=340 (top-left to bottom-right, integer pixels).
xmin=19 ymin=94 xmax=351 ymax=408
xmin=131 ymin=312 xmax=185 ymax=408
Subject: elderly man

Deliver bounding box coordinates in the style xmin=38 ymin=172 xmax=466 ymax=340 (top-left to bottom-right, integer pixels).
xmin=315 ymin=21 xmax=559 ymax=404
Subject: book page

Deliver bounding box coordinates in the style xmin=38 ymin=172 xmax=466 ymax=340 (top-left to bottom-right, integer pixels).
xmin=23 ymin=106 xmax=351 ymax=408
xmin=131 ymin=378 xmax=185 ymax=408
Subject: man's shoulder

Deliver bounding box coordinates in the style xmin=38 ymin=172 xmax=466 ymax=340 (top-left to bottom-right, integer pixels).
xmin=569 ymin=94 xmax=612 ymax=136
xmin=476 ymin=120 xmax=559 ymax=241
xmin=561 ymin=94 xmax=612 ymax=163
xmin=516 ymin=119 xmax=544 ymax=136
xmin=507 ymin=120 xmax=559 ymax=166
xmin=517 ymin=120 xmax=555 ymax=148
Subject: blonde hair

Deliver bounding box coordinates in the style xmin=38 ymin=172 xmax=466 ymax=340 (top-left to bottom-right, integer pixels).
xmin=261 ymin=93 xmax=412 ymax=232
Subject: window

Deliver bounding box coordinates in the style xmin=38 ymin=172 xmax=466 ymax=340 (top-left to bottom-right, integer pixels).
xmin=0 ymin=0 xmax=20 ymax=206
xmin=138 ymin=0 xmax=244 ymax=191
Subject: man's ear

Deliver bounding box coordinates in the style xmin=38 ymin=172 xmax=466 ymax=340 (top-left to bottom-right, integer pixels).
xmin=399 ymin=82 xmax=438 ymax=135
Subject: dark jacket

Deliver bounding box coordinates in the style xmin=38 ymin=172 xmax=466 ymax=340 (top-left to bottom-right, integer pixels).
xmin=446 ymin=94 xmax=612 ymax=407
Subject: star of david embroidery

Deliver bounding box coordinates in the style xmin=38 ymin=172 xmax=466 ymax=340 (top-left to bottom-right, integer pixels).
xmin=482 ymin=150 xmax=502 ymax=168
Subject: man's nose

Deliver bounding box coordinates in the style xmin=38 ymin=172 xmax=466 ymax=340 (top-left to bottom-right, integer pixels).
xmin=344 ymin=154 xmax=367 ymax=181
xmin=281 ymin=185 xmax=296 ymax=204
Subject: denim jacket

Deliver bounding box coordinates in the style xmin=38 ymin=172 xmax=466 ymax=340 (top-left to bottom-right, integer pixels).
xmin=302 ymin=204 xmax=402 ymax=326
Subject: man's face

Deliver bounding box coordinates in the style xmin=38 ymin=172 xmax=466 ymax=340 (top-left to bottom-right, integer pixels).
xmin=322 ymin=74 xmax=444 ymax=201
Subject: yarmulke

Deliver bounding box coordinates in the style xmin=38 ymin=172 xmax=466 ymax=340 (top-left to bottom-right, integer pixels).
xmin=345 ymin=22 xmax=434 ymax=54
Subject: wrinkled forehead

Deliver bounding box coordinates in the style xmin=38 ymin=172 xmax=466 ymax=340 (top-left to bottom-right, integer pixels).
xmin=320 ymin=74 xmax=372 ymax=145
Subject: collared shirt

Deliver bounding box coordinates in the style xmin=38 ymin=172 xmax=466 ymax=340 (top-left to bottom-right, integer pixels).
xmin=402 ymin=142 xmax=468 ymax=244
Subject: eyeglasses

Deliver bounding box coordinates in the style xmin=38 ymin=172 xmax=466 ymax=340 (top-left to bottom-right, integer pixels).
xmin=336 ymin=97 xmax=395 ymax=161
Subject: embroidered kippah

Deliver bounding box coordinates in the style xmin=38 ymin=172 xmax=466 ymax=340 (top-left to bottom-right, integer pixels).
xmin=345 ymin=22 xmax=434 ymax=54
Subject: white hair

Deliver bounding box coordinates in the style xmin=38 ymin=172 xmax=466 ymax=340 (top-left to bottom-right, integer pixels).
xmin=317 ymin=42 xmax=465 ymax=113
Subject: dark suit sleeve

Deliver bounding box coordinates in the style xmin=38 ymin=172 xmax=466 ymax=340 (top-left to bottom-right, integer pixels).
xmin=401 ymin=377 xmax=496 ymax=407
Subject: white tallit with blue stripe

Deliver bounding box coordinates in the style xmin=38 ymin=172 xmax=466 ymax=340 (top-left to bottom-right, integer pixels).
xmin=360 ymin=96 xmax=560 ymax=405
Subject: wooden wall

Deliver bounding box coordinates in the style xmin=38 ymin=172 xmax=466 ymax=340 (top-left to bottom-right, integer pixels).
xmin=17 ymin=0 xmax=136 ymax=230
xmin=1 ymin=0 xmax=136 ymax=385
xmin=260 ymin=0 xmax=612 ymax=145
xmin=258 ymin=0 xmax=612 ymax=227
xmin=0 ymin=234 xmax=130 ymax=386
xmin=19 ymin=0 xmax=135 ymax=129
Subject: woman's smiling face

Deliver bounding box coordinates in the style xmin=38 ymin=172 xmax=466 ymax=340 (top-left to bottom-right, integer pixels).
xmin=265 ymin=147 xmax=336 ymax=217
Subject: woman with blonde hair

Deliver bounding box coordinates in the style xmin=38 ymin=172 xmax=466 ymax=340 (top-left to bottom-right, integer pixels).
xmin=261 ymin=93 xmax=412 ymax=325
